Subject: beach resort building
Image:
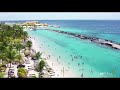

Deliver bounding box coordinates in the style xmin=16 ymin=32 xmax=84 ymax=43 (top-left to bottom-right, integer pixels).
xmin=21 ymin=21 xmax=48 ymax=27
xmin=19 ymin=21 xmax=49 ymax=30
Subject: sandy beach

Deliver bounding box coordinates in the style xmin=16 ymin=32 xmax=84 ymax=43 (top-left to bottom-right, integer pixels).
xmin=29 ymin=36 xmax=77 ymax=78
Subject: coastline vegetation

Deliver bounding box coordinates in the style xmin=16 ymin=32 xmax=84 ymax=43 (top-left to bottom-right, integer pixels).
xmin=17 ymin=68 xmax=28 ymax=78
xmin=0 ymin=23 xmax=53 ymax=78
xmin=0 ymin=24 xmax=27 ymax=65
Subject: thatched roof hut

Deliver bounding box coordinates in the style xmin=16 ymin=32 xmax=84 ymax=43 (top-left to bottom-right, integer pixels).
xmin=24 ymin=50 xmax=31 ymax=56
xmin=30 ymin=52 xmax=36 ymax=60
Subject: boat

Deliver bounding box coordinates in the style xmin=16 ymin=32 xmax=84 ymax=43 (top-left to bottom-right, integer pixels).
xmin=49 ymin=25 xmax=60 ymax=28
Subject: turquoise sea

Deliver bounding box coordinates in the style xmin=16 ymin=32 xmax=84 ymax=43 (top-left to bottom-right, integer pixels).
xmin=27 ymin=20 xmax=120 ymax=78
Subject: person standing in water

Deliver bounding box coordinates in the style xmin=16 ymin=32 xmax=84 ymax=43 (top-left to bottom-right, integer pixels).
xmin=72 ymin=58 xmax=73 ymax=61
xmin=81 ymin=73 xmax=83 ymax=77
xmin=81 ymin=56 xmax=82 ymax=58
xmin=59 ymin=56 xmax=61 ymax=58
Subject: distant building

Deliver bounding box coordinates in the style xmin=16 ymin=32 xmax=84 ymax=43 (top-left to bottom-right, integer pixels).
xmin=21 ymin=21 xmax=48 ymax=27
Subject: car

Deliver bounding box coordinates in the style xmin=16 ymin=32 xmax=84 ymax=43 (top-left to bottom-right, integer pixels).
xmin=17 ymin=64 xmax=25 ymax=68
xmin=28 ymin=67 xmax=34 ymax=70
xmin=28 ymin=66 xmax=31 ymax=67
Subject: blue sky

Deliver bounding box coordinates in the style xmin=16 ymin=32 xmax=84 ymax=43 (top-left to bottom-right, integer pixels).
xmin=0 ymin=12 xmax=120 ymax=21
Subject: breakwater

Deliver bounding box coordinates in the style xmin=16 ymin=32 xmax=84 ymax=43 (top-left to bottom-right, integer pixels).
xmin=45 ymin=29 xmax=120 ymax=50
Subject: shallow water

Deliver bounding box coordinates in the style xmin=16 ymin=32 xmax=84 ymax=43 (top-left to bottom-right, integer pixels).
xmin=28 ymin=28 xmax=120 ymax=78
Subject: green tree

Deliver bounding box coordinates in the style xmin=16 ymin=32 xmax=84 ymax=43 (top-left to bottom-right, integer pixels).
xmin=36 ymin=52 xmax=42 ymax=60
xmin=37 ymin=60 xmax=45 ymax=73
xmin=26 ymin=41 xmax=32 ymax=50
xmin=6 ymin=50 xmax=17 ymax=68
xmin=15 ymin=44 xmax=23 ymax=54
xmin=0 ymin=53 xmax=8 ymax=64
xmin=0 ymin=72 xmax=5 ymax=78
xmin=23 ymin=31 xmax=28 ymax=42
xmin=0 ymin=43 xmax=7 ymax=53
xmin=17 ymin=68 xmax=28 ymax=78
xmin=16 ymin=54 xmax=23 ymax=64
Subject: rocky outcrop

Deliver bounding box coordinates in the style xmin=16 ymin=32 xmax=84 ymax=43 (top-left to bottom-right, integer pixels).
xmin=46 ymin=29 xmax=120 ymax=50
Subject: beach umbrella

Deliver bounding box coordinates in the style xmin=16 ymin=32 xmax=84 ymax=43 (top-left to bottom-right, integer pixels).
xmin=23 ymin=57 xmax=28 ymax=62
xmin=30 ymin=52 xmax=36 ymax=60
xmin=21 ymin=53 xmax=25 ymax=57
xmin=19 ymin=59 xmax=25 ymax=64
xmin=24 ymin=50 xmax=30 ymax=56
xmin=25 ymin=47 xmax=29 ymax=50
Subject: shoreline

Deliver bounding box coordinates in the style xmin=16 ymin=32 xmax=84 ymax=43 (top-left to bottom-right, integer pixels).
xmin=29 ymin=36 xmax=77 ymax=77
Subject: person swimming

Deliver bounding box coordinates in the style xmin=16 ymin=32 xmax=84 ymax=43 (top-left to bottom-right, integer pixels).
xmin=82 ymin=68 xmax=84 ymax=70
xmin=81 ymin=73 xmax=83 ymax=77
xmin=59 ymin=56 xmax=61 ymax=58
xmin=72 ymin=58 xmax=73 ymax=61
xmin=91 ymin=69 xmax=93 ymax=73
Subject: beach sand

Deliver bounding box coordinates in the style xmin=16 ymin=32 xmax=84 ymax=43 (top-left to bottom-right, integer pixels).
xmin=30 ymin=37 xmax=77 ymax=78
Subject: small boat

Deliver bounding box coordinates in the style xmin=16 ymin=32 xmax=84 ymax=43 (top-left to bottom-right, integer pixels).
xmin=54 ymin=25 xmax=60 ymax=28
xmin=49 ymin=25 xmax=60 ymax=28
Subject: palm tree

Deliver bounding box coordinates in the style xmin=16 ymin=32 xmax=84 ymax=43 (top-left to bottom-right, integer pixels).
xmin=23 ymin=31 xmax=28 ymax=42
xmin=26 ymin=41 xmax=32 ymax=50
xmin=16 ymin=54 xmax=23 ymax=64
xmin=0 ymin=53 xmax=8 ymax=64
xmin=8 ymin=24 xmax=24 ymax=39
xmin=36 ymin=52 xmax=42 ymax=60
xmin=6 ymin=50 xmax=17 ymax=68
xmin=0 ymin=43 xmax=7 ymax=53
xmin=15 ymin=44 xmax=23 ymax=54
xmin=38 ymin=60 xmax=45 ymax=77
xmin=8 ymin=45 xmax=14 ymax=51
